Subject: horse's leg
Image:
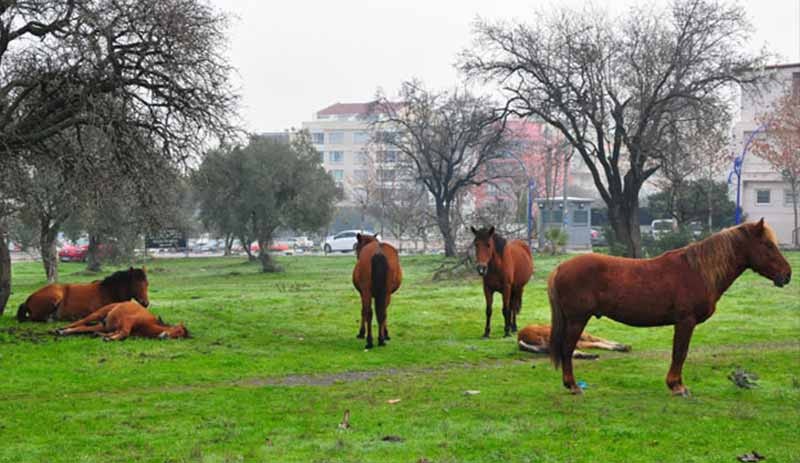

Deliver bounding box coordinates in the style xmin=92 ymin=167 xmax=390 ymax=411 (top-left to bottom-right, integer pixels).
xmin=377 ymin=293 xmax=390 ymax=347
xmin=59 ymin=305 xmax=114 ymax=331
xmin=510 ymin=287 xmax=523 ymax=333
xmin=58 ymin=324 xmax=108 ymax=336
xmin=501 ymin=285 xmax=512 ymax=337
xmin=666 ymin=318 xmax=697 ymax=397
xmin=577 ymin=339 xmax=631 ymax=352
xmin=361 ymin=290 xmax=374 ymax=349
xmin=561 ymin=317 xmax=589 ymax=394
xmin=103 ymin=326 xmax=132 ymax=342
xmin=482 ymin=284 xmax=493 ymax=338
xmin=356 ymin=290 xmax=370 ymax=339
xmin=572 ymin=350 xmax=599 ymax=360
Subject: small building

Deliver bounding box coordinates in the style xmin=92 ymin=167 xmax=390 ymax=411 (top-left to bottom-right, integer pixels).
xmin=535 ymin=197 xmax=594 ymax=249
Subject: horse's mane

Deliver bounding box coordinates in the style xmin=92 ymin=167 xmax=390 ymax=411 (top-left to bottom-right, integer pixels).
xmin=684 ymin=222 xmax=777 ymax=291
xmin=99 ymin=268 xmax=146 ymax=288
xmin=492 ymin=233 xmax=507 ymax=255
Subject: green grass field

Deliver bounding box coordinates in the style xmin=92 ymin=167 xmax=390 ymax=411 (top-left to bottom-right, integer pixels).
xmin=0 ymin=252 xmax=798 ymax=462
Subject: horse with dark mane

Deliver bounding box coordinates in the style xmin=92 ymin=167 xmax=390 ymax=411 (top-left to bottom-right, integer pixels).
xmin=352 ymin=234 xmax=402 ymax=349
xmin=471 ymin=226 xmax=533 ymax=338
xmin=548 ymin=219 xmax=791 ymax=395
xmin=17 ymin=267 xmax=150 ymax=322
xmin=56 ymin=301 xmax=187 ymax=341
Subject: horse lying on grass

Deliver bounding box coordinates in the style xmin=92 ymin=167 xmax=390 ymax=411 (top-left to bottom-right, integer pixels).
xmin=353 ymin=233 xmax=402 ymax=349
xmin=548 ymin=219 xmax=791 ymax=396
xmin=55 ymin=301 xmax=188 ymax=341
xmin=517 ymin=324 xmax=630 ymax=359
xmin=18 ymin=267 xmax=149 ymax=322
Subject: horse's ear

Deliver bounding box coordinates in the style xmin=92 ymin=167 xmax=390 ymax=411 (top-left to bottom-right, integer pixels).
xmin=129 ymin=266 xmax=134 ymax=272
xmin=470 ymin=226 xmax=478 ymax=235
xmin=356 ymin=233 xmax=362 ymax=241
xmin=488 ymin=226 xmax=495 ymax=236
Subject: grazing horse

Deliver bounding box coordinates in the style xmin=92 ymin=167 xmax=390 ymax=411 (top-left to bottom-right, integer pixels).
xmin=471 ymin=226 xmax=533 ymax=338
xmin=548 ymin=219 xmax=791 ymax=396
xmin=17 ymin=267 xmax=149 ymax=322
xmin=56 ymin=301 xmax=188 ymax=341
xmin=517 ymin=324 xmax=630 ymax=359
xmin=352 ymin=233 xmax=402 ymax=349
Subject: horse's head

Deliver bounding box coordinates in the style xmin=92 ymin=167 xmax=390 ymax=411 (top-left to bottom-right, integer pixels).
xmin=742 ymin=219 xmax=791 ymax=287
xmin=128 ymin=266 xmax=150 ymax=307
xmin=158 ymin=322 xmax=190 ymax=340
xmin=355 ymin=233 xmax=378 ymax=257
xmin=471 ymin=226 xmax=497 ymax=276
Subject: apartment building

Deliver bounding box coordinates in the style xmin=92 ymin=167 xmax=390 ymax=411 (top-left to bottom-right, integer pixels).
xmin=732 ymin=62 xmax=800 ymax=245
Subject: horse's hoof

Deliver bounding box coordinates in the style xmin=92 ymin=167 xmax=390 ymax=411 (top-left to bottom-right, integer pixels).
xmin=482 ymin=334 xmax=490 ymax=339
xmin=671 ymin=386 xmax=690 ymax=397
xmin=569 ymin=386 xmax=583 ymax=395
xmin=384 ymin=335 xmax=391 ymax=341
xmin=503 ymin=333 xmax=511 ymax=338
xmin=365 ymin=342 xmax=374 ymax=349
xmin=378 ymin=340 xmax=386 ymax=347
xmin=356 ymin=333 xmax=365 ymax=339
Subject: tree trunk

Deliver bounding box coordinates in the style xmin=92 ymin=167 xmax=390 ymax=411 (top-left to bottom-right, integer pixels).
xmin=435 ymin=201 xmax=456 ymax=257
xmin=792 ymin=180 xmax=799 ymax=249
xmin=224 ymin=233 xmax=233 ymax=256
xmin=609 ymin=201 xmax=642 ymax=258
xmin=240 ymin=234 xmax=255 ymax=261
xmin=258 ymin=237 xmax=280 ymax=272
xmin=86 ymin=234 xmax=102 ymax=272
xmin=40 ymin=219 xmax=59 ymax=283
xmin=0 ymin=222 xmax=11 ymax=315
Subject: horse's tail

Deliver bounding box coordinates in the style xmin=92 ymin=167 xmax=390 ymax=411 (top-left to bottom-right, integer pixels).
xmin=17 ymin=302 xmax=30 ymax=322
xmin=371 ymin=251 xmax=389 ymax=329
xmin=548 ymin=266 xmax=566 ymax=370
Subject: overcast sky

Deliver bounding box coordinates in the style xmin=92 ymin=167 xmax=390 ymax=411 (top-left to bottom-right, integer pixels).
xmin=210 ymin=0 xmax=800 ymax=132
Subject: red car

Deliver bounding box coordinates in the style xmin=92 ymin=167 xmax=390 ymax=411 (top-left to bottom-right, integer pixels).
xmin=58 ymin=242 xmax=111 ymax=262
xmin=58 ymin=243 xmax=89 ymax=262
xmin=249 ymin=242 xmax=290 ymax=253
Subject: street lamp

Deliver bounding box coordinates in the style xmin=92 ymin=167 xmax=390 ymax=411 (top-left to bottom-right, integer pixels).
xmin=728 ymin=123 xmax=767 ymax=224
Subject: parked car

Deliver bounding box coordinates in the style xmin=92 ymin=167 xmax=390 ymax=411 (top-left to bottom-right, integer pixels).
xmin=650 ymin=219 xmax=677 ymax=239
xmin=287 ymin=236 xmax=314 ymax=250
xmin=323 ymin=230 xmax=376 ymax=254
xmin=250 ymin=242 xmax=290 ymax=253
xmin=590 ymin=228 xmax=607 ymax=247
xmin=687 ymin=221 xmax=704 ymax=238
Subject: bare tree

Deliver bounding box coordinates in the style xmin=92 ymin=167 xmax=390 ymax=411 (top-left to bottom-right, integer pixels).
xmin=462 ymin=0 xmax=768 ymax=256
xmin=372 ymin=81 xmax=510 ymax=257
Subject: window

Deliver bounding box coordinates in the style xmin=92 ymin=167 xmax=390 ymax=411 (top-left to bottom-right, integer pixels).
xmin=311 ymin=132 xmax=324 ymax=144
xmin=353 ymin=170 xmax=367 ymax=182
xmin=487 ymin=184 xmax=499 ymax=196
xmin=355 ymin=151 xmax=370 ymax=164
xmin=327 ymin=132 xmax=344 ymax=144
xmin=329 ymin=151 xmax=344 ymax=163
xmin=785 ymin=189 xmax=798 ymax=207
xmin=541 ymin=209 xmax=563 ymax=224
xmin=379 ymin=169 xmax=395 ymax=182
xmin=378 ymin=150 xmax=399 ymax=163
xmin=352 ymin=132 xmax=371 ymax=144
xmin=319 ymin=152 xmax=325 ymax=163
xmin=331 ymin=170 xmax=344 ymax=182
xmin=756 ymin=189 xmax=771 ymax=205
xmin=573 ymin=210 xmax=589 ymax=225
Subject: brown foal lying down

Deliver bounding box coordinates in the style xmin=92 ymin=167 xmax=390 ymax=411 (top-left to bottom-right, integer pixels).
xmin=56 ymin=301 xmax=188 ymax=341
xmin=517 ymin=324 xmax=630 ymax=359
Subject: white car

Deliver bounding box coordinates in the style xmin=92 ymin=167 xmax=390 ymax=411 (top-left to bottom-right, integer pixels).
xmin=323 ymin=230 xmax=376 ymax=254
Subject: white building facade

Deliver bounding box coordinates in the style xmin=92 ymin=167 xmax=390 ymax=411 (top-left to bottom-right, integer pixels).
xmin=732 ymin=63 xmax=800 ymax=245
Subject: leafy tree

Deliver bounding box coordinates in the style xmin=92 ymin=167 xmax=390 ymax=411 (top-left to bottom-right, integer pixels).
xmin=195 ymin=133 xmax=339 ymax=272
xmin=373 ymin=81 xmax=510 ymax=257
xmin=0 ymin=0 xmax=237 ymax=313
xmin=462 ymin=0 xmax=768 ymax=257
xmin=751 ymin=89 xmax=800 ymax=247
xmin=647 ymin=180 xmax=736 ymax=230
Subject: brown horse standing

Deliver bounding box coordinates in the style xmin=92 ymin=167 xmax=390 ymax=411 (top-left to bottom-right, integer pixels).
xmin=17 ymin=267 xmax=150 ymax=322
xmin=548 ymin=219 xmax=791 ymax=395
xmin=56 ymin=301 xmax=187 ymax=341
xmin=352 ymin=234 xmax=402 ymax=349
xmin=471 ymin=226 xmax=533 ymax=338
